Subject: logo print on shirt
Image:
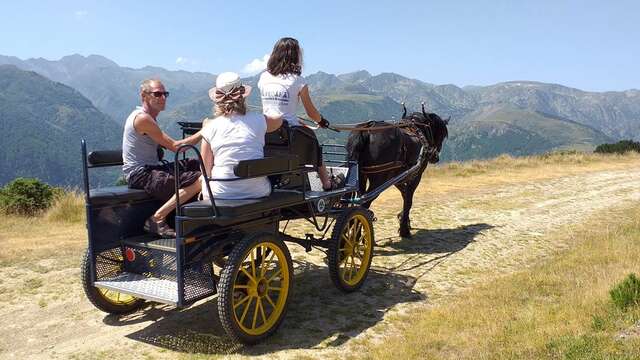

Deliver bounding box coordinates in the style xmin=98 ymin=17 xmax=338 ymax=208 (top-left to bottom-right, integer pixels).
xmin=261 ymin=83 xmax=290 ymax=105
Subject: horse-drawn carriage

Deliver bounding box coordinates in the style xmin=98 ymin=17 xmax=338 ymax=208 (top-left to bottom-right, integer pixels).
xmin=80 ymin=107 xmax=447 ymax=344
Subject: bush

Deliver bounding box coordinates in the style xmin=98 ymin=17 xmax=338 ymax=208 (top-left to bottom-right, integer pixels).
xmin=0 ymin=178 xmax=54 ymax=215
xmin=594 ymin=140 xmax=640 ymax=154
xmin=609 ymin=273 xmax=640 ymax=310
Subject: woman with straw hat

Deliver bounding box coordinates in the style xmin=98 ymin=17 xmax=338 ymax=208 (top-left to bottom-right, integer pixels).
xmin=200 ymin=72 xmax=282 ymax=200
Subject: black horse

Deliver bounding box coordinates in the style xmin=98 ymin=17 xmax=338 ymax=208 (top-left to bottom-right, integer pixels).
xmin=346 ymin=104 xmax=449 ymax=237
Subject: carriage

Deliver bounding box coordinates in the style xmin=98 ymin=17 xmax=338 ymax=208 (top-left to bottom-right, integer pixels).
xmin=80 ymin=120 xmax=430 ymax=344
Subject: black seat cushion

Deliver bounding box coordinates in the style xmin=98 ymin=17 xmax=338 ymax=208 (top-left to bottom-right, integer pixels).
xmin=90 ymin=186 xmax=152 ymax=205
xmin=182 ymin=189 xmax=303 ymax=218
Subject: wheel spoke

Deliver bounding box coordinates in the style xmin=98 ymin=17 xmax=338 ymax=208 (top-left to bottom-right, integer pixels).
xmin=233 ymin=294 xmax=251 ymax=310
xmin=341 ymin=233 xmax=353 ymax=247
xmin=267 ymin=269 xmax=282 ymax=282
xmin=265 ymin=294 xmax=277 ymax=308
xmin=268 ymin=286 xmax=282 ymax=292
xmin=233 ymin=284 xmax=249 ymax=290
xmin=339 ymin=255 xmax=348 ymax=266
xmin=250 ymin=249 xmax=257 ymax=278
xmin=240 ymin=267 xmax=256 ymax=282
xmin=260 ymin=250 xmax=276 ymax=278
xmin=252 ymin=297 xmax=260 ymax=329
xmin=258 ymin=298 xmax=267 ymax=326
xmin=239 ymin=296 xmax=253 ymax=325
xmin=349 ymin=255 xmax=356 ymax=280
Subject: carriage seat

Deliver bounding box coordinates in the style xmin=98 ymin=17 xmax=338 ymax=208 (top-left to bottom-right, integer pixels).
xmin=182 ymin=156 xmax=303 ymax=218
xmin=89 ymin=186 xmax=152 ymax=206
xmin=181 ymin=189 xmax=302 ymax=218
xmin=86 ymin=150 xmax=154 ymax=206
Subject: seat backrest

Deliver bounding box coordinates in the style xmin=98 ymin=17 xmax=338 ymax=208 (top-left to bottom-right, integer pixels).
xmin=233 ymin=156 xmax=299 ymax=178
xmin=87 ymin=150 xmax=123 ymax=168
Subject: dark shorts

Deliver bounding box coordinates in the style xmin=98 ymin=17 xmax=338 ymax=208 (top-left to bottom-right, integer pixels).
xmin=128 ymin=159 xmax=201 ymax=202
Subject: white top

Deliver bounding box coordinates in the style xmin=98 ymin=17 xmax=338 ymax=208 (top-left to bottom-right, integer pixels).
xmin=200 ymin=112 xmax=271 ymax=200
xmin=258 ymin=71 xmax=307 ymax=124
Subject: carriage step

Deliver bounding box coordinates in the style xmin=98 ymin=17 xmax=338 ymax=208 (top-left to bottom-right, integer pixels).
xmin=95 ymin=272 xmax=179 ymax=305
xmin=123 ymin=235 xmax=176 ymax=252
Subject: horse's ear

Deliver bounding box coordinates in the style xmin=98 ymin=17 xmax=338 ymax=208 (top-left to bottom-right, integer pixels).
xmin=445 ymin=116 xmax=450 ymax=125
xmin=401 ymin=102 xmax=407 ymax=119
xmin=421 ymin=102 xmax=427 ymax=118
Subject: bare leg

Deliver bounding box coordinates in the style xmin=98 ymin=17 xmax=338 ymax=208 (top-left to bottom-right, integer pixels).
xmin=153 ymin=180 xmax=201 ymax=221
xmin=318 ymin=165 xmax=332 ymax=189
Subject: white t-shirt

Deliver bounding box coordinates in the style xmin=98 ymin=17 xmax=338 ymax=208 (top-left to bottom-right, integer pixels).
xmin=258 ymin=71 xmax=307 ymax=124
xmin=201 ymin=112 xmax=271 ymax=200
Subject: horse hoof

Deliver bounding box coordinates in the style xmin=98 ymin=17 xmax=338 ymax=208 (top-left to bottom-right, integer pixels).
xmin=399 ymin=229 xmax=412 ymax=238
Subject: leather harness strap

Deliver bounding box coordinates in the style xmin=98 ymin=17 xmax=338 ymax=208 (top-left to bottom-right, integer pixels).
xmin=360 ymin=120 xmax=431 ymax=175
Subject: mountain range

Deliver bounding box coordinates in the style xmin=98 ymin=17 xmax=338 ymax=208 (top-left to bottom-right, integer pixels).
xmin=1 ymin=54 xmax=638 ymax=185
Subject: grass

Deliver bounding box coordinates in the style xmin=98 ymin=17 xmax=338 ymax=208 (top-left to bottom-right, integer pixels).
xmin=362 ymin=204 xmax=640 ymax=359
xmin=45 ymin=189 xmax=84 ymax=223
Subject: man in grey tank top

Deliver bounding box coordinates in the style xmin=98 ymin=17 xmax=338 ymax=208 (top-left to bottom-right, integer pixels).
xmin=123 ymin=79 xmax=203 ymax=238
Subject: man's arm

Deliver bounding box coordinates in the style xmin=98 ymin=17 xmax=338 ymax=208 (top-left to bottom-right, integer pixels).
xmin=134 ymin=114 xmax=202 ymax=152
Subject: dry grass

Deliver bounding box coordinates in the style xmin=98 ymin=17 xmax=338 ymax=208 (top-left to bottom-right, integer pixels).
xmin=362 ymin=204 xmax=640 ymax=359
xmin=409 ymin=151 xmax=640 ymax=197
xmin=45 ymin=189 xmax=85 ymax=223
xmin=0 ymin=211 xmax=85 ymax=268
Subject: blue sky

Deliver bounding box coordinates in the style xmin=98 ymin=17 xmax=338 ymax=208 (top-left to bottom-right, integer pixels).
xmin=0 ymin=0 xmax=637 ymax=91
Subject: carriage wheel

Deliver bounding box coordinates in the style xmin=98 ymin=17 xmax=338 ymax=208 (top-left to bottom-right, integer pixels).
xmin=80 ymin=248 xmax=145 ymax=314
xmin=218 ymin=232 xmax=293 ymax=344
xmin=328 ymin=207 xmax=375 ymax=292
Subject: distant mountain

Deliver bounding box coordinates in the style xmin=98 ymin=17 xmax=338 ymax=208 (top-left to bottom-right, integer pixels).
xmin=1 ymin=54 xmax=639 ymax=173
xmin=0 ymin=54 xmax=213 ymax=126
xmin=443 ymin=104 xmax=613 ymax=161
xmin=0 ymin=65 xmax=121 ymax=185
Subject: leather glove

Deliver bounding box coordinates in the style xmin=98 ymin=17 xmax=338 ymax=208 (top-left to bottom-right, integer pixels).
xmin=318 ymin=116 xmax=330 ymax=128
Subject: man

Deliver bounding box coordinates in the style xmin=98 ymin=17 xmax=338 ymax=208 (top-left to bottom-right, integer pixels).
xmin=122 ymin=79 xmax=202 ymax=238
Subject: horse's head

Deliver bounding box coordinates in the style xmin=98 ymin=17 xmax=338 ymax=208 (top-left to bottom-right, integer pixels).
xmin=401 ymin=103 xmax=449 ymax=163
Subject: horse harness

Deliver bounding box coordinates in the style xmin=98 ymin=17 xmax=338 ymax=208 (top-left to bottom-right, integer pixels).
xmin=360 ymin=118 xmax=435 ymax=176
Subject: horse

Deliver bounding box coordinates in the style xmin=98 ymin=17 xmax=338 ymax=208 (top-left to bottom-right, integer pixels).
xmin=346 ymin=104 xmax=449 ymax=238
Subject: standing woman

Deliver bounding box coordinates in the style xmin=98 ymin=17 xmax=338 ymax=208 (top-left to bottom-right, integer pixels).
xmin=258 ymin=37 xmax=338 ymax=190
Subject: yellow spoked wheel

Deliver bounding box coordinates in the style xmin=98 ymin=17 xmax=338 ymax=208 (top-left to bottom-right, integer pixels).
xmin=81 ymin=248 xmax=145 ymax=314
xmin=218 ymin=232 xmax=293 ymax=344
xmin=328 ymin=207 xmax=375 ymax=292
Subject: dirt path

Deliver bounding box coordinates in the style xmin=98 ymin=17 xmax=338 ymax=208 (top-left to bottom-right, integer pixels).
xmin=2 ymin=167 xmax=640 ymax=359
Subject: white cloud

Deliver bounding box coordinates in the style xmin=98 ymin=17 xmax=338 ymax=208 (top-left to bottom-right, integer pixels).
xmin=175 ymin=57 xmax=199 ymax=68
xmin=74 ymin=10 xmax=88 ymax=19
xmin=242 ymin=54 xmax=270 ymax=74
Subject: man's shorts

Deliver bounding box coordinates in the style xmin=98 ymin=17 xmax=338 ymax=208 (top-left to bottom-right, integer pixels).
xmin=127 ymin=159 xmax=201 ymax=202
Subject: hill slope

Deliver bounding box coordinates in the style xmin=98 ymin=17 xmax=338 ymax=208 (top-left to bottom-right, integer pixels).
xmin=444 ymin=104 xmax=613 ymax=161
xmin=0 ymin=65 xmax=121 ymax=185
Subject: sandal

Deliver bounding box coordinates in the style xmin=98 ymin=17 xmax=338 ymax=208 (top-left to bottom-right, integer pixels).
xmin=144 ymin=217 xmax=176 ymax=238
xmin=323 ymin=173 xmax=346 ymax=191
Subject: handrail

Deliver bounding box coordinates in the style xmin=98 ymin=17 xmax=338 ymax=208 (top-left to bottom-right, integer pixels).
xmin=173 ymin=144 xmax=217 ymax=218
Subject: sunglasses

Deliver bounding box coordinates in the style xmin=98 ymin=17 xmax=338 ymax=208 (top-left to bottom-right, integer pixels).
xmin=146 ymin=91 xmax=170 ymax=98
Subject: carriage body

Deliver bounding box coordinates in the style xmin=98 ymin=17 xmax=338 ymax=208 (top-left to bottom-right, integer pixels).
xmin=80 ymin=128 xmax=374 ymax=344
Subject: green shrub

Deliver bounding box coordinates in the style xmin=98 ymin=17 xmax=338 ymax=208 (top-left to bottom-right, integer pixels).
xmin=610 ymin=273 xmax=640 ymax=310
xmin=594 ymin=140 xmax=640 ymax=154
xmin=0 ymin=178 xmax=54 ymax=215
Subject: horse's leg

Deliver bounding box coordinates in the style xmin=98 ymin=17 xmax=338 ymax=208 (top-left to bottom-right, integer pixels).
xmin=397 ymin=177 xmax=420 ymax=238
xmin=361 ymin=175 xmax=382 ymax=209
